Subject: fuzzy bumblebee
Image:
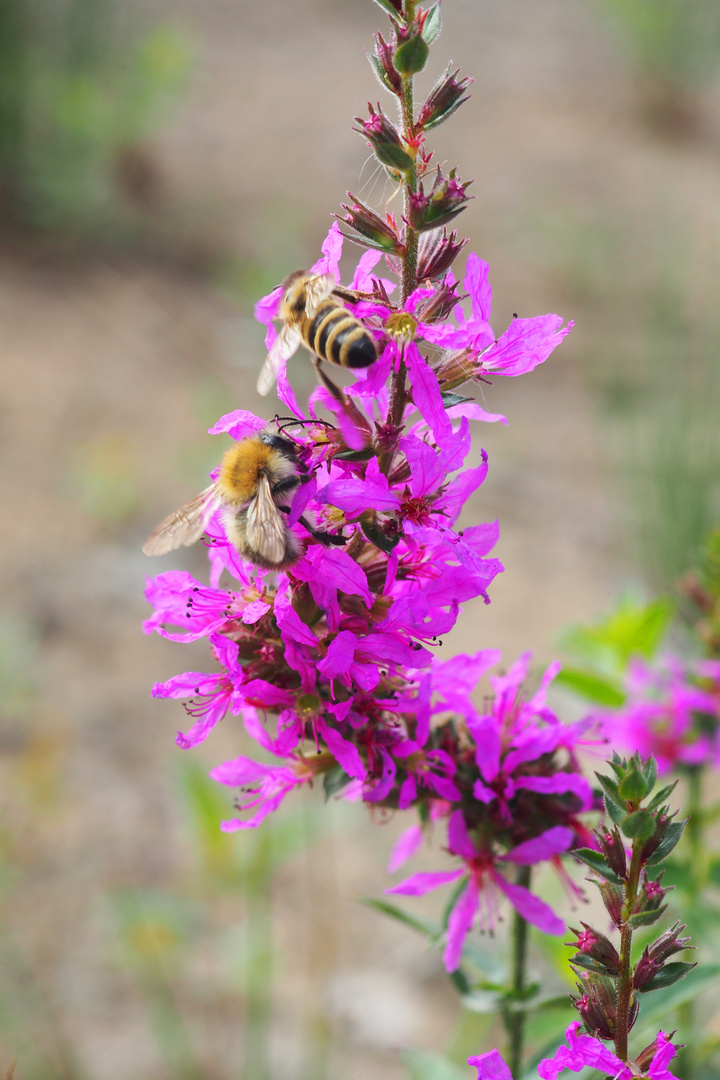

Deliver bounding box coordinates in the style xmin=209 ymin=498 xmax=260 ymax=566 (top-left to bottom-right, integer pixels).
xmin=142 ymin=427 xmax=307 ymax=569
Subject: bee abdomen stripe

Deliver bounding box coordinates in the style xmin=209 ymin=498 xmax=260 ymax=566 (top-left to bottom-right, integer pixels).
xmin=312 ymin=311 xmax=351 ymax=364
xmin=339 ymin=326 xmax=377 ymax=369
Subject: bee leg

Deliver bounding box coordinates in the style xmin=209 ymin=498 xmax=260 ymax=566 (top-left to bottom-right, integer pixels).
xmin=312 ymin=357 xmax=344 ymax=402
xmin=298 ymin=515 xmax=347 ymax=547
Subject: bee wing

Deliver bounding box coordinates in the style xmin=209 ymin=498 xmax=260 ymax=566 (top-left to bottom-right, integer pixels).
xmin=256 ymin=325 xmax=302 ymax=396
xmin=304 ymin=273 xmax=337 ymax=315
xmin=245 ymin=473 xmax=289 ymax=565
xmin=142 ymin=484 xmax=221 ymax=556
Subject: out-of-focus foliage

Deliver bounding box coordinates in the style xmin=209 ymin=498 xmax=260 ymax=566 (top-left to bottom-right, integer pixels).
xmin=599 ymin=0 xmax=720 ymax=87
xmin=596 ymin=0 xmax=720 ymax=133
xmin=538 ymin=202 xmax=720 ymax=589
xmin=0 ymin=0 xmax=190 ymax=235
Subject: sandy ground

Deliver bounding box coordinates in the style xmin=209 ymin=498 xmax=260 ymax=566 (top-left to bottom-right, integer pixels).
xmin=2 ymin=1 xmax=720 ymax=1077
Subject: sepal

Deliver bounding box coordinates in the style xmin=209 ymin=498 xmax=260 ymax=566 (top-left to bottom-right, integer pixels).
xmin=339 ymin=193 xmax=405 ymax=254
xmin=417 ymin=228 xmax=467 ymax=279
xmin=354 ymin=103 xmax=414 ymax=172
xmin=407 ymin=167 xmax=473 ymax=232
xmin=368 ymin=32 xmax=402 ymax=95
xmin=418 ymin=65 xmax=472 ymax=131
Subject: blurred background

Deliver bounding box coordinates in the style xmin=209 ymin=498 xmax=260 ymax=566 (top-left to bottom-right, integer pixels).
xmin=2 ymin=0 xmax=720 ymax=1077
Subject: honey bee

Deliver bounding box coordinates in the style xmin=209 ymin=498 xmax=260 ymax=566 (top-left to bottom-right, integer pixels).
xmin=143 ymin=427 xmax=311 ymax=569
xmin=256 ymin=271 xmax=378 ymax=395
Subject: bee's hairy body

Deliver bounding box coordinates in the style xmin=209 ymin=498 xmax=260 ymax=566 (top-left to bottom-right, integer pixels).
xmin=282 ymin=274 xmax=377 ymax=370
xmin=217 ymin=432 xmax=303 ymax=569
xmin=216 ymin=434 xmax=298 ymax=505
xmin=142 ymin=428 xmax=304 ymax=569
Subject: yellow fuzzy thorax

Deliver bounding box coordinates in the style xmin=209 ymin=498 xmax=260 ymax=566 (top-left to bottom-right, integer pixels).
xmin=216 ymin=438 xmax=296 ymax=506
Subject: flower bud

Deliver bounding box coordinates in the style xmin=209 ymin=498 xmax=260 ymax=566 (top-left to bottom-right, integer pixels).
xmin=598 ymin=827 xmax=627 ymax=880
xmin=571 ymin=978 xmax=616 ymax=1040
xmin=368 ymin=32 xmax=402 ymax=95
xmin=338 ymin=194 xmax=405 ymax=255
xmin=568 ymin=923 xmax=621 ymax=975
xmin=635 ymin=1035 xmax=677 ymax=1073
xmin=646 ymin=921 xmax=692 ymax=964
xmin=372 ymin=0 xmax=404 ymax=18
xmin=407 ymin=168 xmax=473 ymax=232
xmin=639 ymin=809 xmax=683 ymax=863
xmin=595 ymin=879 xmax=624 ymax=928
xmin=627 ymin=992 xmax=640 ymax=1032
xmin=413 ymin=276 xmax=460 ymax=324
xmin=417 ymin=228 xmax=467 ymax=279
xmin=632 ymin=950 xmax=660 ymax=990
xmin=354 ymin=103 xmax=414 ymax=172
xmin=418 ymin=65 xmax=473 ymax=131
xmin=634 ymin=870 xmax=667 ymax=917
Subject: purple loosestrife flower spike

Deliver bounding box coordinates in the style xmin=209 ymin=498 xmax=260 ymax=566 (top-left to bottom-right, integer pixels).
xmin=144 ymin=0 xmax=579 ymax=994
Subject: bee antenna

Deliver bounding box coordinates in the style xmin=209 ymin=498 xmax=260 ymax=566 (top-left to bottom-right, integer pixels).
xmin=275 ymin=415 xmax=337 ymax=434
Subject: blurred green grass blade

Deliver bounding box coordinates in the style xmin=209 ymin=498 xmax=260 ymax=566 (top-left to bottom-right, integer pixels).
xmin=554 ymin=666 xmax=625 ymax=706
xmin=402 ymin=1048 xmax=468 ymax=1080
xmin=360 ymin=896 xmax=441 ymax=940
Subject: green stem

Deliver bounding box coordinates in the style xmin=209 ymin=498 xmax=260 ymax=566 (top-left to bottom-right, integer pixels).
xmin=686 ymin=766 xmax=704 ymax=889
xmin=505 ymin=865 xmax=531 ymax=1079
xmin=615 ymin=840 xmax=643 ymax=1063
xmin=676 ymin=766 xmax=704 ymax=1080
xmin=381 ymin=21 xmax=419 ymax=470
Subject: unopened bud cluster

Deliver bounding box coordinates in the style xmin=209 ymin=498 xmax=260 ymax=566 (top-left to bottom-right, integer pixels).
xmin=341 ymin=0 xmax=473 ymax=284
xmin=567 ymin=753 xmax=691 ymax=1064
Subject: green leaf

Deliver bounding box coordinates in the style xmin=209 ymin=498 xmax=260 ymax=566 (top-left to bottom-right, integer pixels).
xmin=448 ymin=966 xmax=472 ymax=996
xmin=595 ymin=772 xmax=625 ymax=811
xmin=638 ymin=963 xmax=720 ymax=1025
xmin=605 ymin=797 xmax=626 ymax=825
xmin=646 ymin=819 xmax=687 ymax=865
xmin=621 ymin=809 xmax=655 ymax=841
xmin=394 ymin=33 xmax=429 ymax=75
xmin=618 ymin=767 xmax=650 ymax=802
xmin=638 ymin=961 xmax=697 ymax=993
xmin=561 ymin=596 xmax=674 ymax=672
xmin=570 ymin=954 xmax=618 ymax=977
xmin=572 ymin=848 xmax=622 ymax=884
xmin=641 ymin=756 xmax=658 ymax=794
xmin=647 ymin=781 xmax=678 ymax=811
xmin=334 ymin=447 xmax=376 ymax=462
xmin=374 ymin=142 xmax=415 ymax=172
xmin=360 ymin=514 xmax=400 ymax=553
xmin=401 ymin=1049 xmax=467 ymax=1080
xmin=627 ymin=906 xmax=667 ymax=928
xmin=554 ymin=667 xmax=625 ymax=706
xmin=441 ymin=391 xmax=474 ymax=408
xmin=322 ymin=765 xmax=352 ymax=799
xmin=360 ymin=897 xmax=440 ymax=941
xmin=421 ymin=3 xmax=442 ymax=45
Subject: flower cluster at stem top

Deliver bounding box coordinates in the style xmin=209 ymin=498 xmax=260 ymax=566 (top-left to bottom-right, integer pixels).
xmin=144 ymin=225 xmax=578 ymax=971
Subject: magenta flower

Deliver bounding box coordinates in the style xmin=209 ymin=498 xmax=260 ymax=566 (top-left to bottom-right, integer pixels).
xmin=598 ymin=654 xmax=720 ymax=773
xmin=469 ymin=1026 xmax=678 ymax=1080
xmin=387 ymin=810 xmax=569 ymax=971
xmin=210 ymin=751 xmax=319 ymax=830
xmin=536 ymin=1023 xmax=678 ymax=1080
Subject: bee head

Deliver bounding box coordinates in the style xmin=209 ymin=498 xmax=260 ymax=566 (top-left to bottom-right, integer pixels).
xmin=258 ymin=428 xmax=300 ymax=462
